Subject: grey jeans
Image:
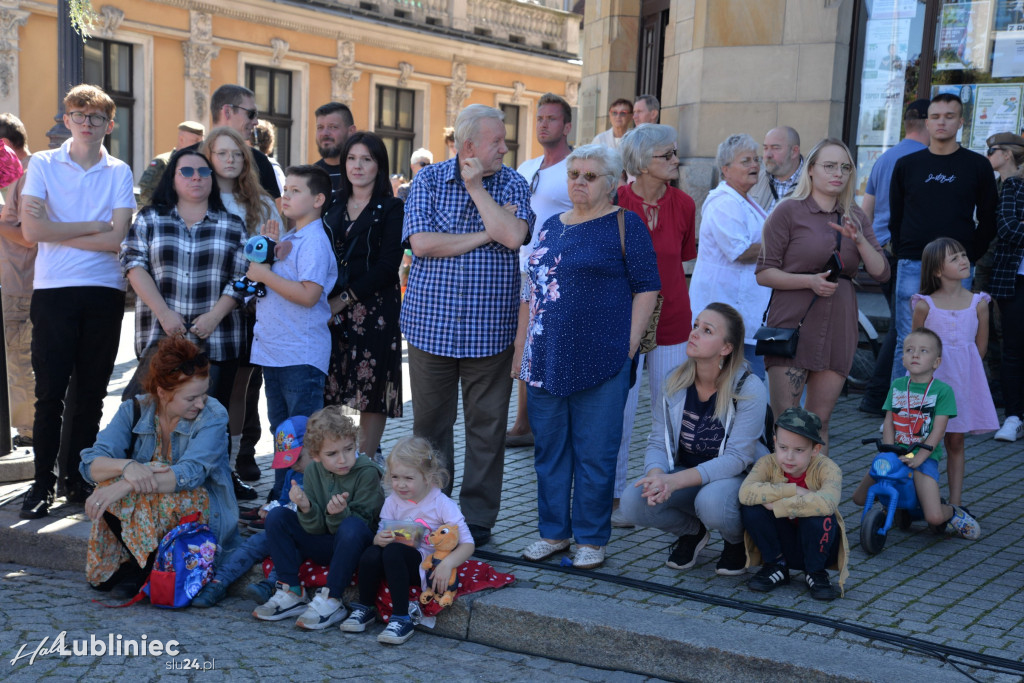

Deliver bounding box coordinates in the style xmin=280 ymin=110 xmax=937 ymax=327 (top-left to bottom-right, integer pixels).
xmin=619 ymin=469 xmax=745 ymax=545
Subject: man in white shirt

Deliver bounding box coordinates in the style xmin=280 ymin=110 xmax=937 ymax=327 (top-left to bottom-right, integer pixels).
xmin=507 ymin=94 xmax=575 ymax=448
xmin=19 ymin=84 xmax=136 ymax=519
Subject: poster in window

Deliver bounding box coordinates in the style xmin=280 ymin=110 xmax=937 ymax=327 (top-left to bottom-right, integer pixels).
xmin=936 ymin=1 xmax=994 ymax=72
xmin=992 ymin=0 xmax=1024 ymax=79
xmin=857 ymin=17 xmax=913 ymax=146
xmin=969 ymin=84 xmax=1023 ymax=151
xmin=855 ymin=146 xmax=885 ymax=198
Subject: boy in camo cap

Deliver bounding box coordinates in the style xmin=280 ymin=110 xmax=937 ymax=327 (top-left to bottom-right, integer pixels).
xmin=737 ymin=407 xmax=848 ymax=601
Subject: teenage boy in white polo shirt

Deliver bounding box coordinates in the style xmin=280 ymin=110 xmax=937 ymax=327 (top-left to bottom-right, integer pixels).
xmin=18 ymin=84 xmax=136 ymax=519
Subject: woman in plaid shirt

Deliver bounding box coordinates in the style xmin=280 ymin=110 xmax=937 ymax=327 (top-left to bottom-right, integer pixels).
xmin=120 ymin=147 xmax=249 ymax=409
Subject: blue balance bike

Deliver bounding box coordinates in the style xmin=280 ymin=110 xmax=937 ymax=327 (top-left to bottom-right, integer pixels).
xmin=858 ymin=438 xmax=933 ymax=555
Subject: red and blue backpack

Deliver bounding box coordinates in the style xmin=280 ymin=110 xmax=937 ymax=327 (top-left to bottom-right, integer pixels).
xmin=143 ymin=512 xmax=217 ymax=608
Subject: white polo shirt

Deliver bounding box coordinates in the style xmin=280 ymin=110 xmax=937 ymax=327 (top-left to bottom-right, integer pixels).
xmin=21 ymin=138 xmax=136 ymax=290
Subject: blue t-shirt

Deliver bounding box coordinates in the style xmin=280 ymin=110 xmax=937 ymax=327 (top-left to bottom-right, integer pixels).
xmin=519 ymin=209 xmax=660 ymax=396
xmin=865 ymin=138 xmax=927 ymax=246
xmin=676 ymin=385 xmax=726 ymax=468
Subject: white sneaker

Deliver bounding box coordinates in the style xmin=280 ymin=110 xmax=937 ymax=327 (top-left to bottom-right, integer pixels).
xmin=295 ymin=588 xmax=347 ymax=630
xmin=994 ymin=416 xmax=1023 ymax=442
xmin=252 ymin=582 xmax=309 ymax=621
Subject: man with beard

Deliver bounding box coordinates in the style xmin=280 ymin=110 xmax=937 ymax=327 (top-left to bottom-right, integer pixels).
xmin=750 ymin=126 xmax=803 ymax=211
xmin=313 ymin=102 xmax=357 ymax=192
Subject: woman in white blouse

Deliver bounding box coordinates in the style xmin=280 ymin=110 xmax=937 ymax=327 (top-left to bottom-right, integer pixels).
xmin=688 ymin=134 xmax=772 ymax=379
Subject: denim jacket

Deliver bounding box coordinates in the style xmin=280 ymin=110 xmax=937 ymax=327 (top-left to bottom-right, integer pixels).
xmin=79 ymin=396 xmax=240 ymax=555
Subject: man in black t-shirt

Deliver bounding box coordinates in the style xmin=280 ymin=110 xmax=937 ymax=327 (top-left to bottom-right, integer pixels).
xmin=313 ymin=102 xmax=356 ymax=193
xmin=887 ymin=93 xmax=998 ymax=381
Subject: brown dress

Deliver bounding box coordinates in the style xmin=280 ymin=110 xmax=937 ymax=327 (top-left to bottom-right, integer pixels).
xmin=755 ymin=197 xmax=889 ymax=375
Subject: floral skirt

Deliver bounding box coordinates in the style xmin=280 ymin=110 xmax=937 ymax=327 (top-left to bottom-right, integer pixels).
xmin=86 ymin=475 xmax=210 ymax=586
xmin=324 ymin=286 xmax=403 ymax=418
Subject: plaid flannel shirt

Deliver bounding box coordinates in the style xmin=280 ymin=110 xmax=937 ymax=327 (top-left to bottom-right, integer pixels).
xmin=120 ymin=206 xmax=248 ymax=361
xmin=400 ymin=157 xmax=535 ymax=358
xmin=992 ymin=175 xmax=1024 ymax=299
xmin=771 ymin=156 xmax=804 ymax=200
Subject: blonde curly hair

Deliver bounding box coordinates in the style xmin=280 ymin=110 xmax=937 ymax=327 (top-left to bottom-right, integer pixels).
xmin=385 ymin=436 xmax=450 ymax=491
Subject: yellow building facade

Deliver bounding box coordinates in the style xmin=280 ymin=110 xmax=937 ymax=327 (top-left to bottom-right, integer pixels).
xmin=0 ymin=0 xmax=582 ymax=178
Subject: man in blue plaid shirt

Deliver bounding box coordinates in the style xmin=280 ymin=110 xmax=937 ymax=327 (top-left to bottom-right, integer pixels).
xmin=400 ymin=104 xmax=535 ymax=547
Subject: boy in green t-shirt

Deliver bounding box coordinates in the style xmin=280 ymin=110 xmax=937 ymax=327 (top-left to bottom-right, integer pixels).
xmin=852 ymin=328 xmax=980 ymax=539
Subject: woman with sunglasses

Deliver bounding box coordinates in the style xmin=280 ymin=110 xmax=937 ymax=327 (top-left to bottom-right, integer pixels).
xmin=80 ymin=336 xmax=239 ymax=597
xmin=609 ymin=124 xmax=697 ymax=528
xmin=513 ymin=143 xmax=660 ymax=569
xmin=756 ymin=138 xmax=888 ymax=446
xmin=120 ymin=147 xmax=249 ymax=413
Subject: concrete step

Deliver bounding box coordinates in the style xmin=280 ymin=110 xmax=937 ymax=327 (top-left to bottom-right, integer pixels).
xmin=0 ymin=448 xmax=34 ymax=483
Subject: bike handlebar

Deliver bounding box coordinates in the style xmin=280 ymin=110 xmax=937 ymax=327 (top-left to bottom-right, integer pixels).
xmin=860 ymin=437 xmax=934 ymax=456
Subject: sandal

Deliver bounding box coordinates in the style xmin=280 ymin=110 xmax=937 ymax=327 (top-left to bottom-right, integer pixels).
xmin=572 ymin=545 xmax=605 ymax=570
xmin=522 ymin=538 xmax=571 ymax=561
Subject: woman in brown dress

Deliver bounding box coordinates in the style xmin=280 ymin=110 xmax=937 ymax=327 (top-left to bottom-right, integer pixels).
xmin=755 ymin=138 xmax=889 ymax=447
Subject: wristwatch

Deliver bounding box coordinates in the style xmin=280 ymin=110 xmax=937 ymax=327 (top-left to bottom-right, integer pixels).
xmin=338 ymin=290 xmax=352 ymax=304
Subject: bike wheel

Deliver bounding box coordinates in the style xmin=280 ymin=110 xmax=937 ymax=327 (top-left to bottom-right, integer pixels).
xmin=860 ymin=506 xmax=888 ymax=555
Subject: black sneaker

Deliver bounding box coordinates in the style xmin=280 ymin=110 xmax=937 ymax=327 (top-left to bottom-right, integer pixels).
xmin=748 ymin=562 xmax=790 ymax=592
xmin=467 ymin=524 xmax=491 ymax=547
xmin=65 ymin=480 xmax=94 ymax=504
xmin=804 ymin=570 xmax=837 ymax=601
xmin=12 ymin=434 xmax=33 ymax=448
xmin=666 ymin=522 xmax=709 ymax=570
xmin=232 ymin=471 xmax=259 ymax=501
xmin=19 ymin=484 xmax=54 ymax=520
xmin=715 ymin=540 xmax=748 ymax=576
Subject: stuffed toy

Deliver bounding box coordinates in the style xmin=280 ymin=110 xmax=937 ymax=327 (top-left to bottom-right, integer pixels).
xmin=232 ymin=235 xmax=276 ymax=298
xmin=419 ymin=524 xmax=460 ymax=608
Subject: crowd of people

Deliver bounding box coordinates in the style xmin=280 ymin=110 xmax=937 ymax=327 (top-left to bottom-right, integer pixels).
xmin=0 ymin=83 xmax=1014 ymax=628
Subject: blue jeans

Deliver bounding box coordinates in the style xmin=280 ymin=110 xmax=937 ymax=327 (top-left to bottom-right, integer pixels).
xmin=215 ymin=530 xmax=275 ymax=586
xmin=263 ymin=364 xmax=325 ymax=498
xmin=527 ymin=358 xmax=631 ymax=546
xmin=743 ymin=343 xmax=765 ymax=381
xmin=892 ymin=259 xmax=972 ymax=382
xmin=264 ymin=506 xmax=372 ymax=597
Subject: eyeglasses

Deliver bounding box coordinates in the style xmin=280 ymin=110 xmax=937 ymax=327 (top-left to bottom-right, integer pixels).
xmin=177 ymin=166 xmax=214 ymax=179
xmin=735 ymin=155 xmax=761 ymax=167
xmin=567 ymin=169 xmax=607 ymax=182
xmin=652 ymin=149 xmax=678 ymax=161
xmin=213 ymin=150 xmax=244 ymax=161
xmin=231 ymin=104 xmax=259 ymax=120
xmin=175 ymin=352 xmax=209 ymax=377
xmin=987 ymin=147 xmax=1005 ymax=156
xmin=815 ymin=161 xmax=854 ymax=176
xmin=68 ymin=111 xmax=109 ymax=127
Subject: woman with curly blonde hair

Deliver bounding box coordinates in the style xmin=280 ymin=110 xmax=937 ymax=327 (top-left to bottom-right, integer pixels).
xmin=201 ymin=126 xmax=281 ymax=236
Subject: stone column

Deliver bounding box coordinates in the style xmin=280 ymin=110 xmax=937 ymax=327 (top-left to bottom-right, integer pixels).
xmin=577 ymin=0 xmax=640 ymax=142
xmin=182 ymin=10 xmax=220 ymax=126
xmin=0 ymin=1 xmax=29 ymax=116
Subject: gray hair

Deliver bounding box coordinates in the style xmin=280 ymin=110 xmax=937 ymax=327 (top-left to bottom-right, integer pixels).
xmin=716 ymin=133 xmax=759 ymax=170
xmin=620 ymin=124 xmax=677 ymax=176
xmin=566 ymin=143 xmax=623 ymax=202
xmin=454 ymin=105 xmax=505 ymax=151
xmin=410 ymin=147 xmax=433 ymax=166
xmin=635 ymin=94 xmax=660 ymax=111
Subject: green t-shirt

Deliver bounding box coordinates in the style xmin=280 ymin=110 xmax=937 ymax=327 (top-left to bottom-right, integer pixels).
xmin=884 ymin=377 xmax=956 ymax=461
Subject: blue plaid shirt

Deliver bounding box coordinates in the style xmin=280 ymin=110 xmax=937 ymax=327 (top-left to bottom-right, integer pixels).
xmin=401 ymin=157 xmax=535 ymax=358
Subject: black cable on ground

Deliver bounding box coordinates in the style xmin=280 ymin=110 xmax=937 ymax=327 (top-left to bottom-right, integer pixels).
xmin=474 ymin=549 xmax=1023 ymax=682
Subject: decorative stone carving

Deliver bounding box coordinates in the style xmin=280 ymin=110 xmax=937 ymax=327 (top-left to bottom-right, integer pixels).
xmin=330 ymin=39 xmax=360 ymax=105
xmin=445 ymin=59 xmax=472 ymax=126
xmin=94 ymin=5 xmax=125 ymax=39
xmin=0 ymin=6 xmax=28 ymax=100
xmin=270 ymin=38 xmax=289 ymax=66
xmin=182 ymin=10 xmax=220 ymax=123
xmin=397 ymin=61 xmax=414 ymax=87
xmin=564 ymin=80 xmax=579 ymax=107
xmin=511 ymin=80 xmax=525 ymax=104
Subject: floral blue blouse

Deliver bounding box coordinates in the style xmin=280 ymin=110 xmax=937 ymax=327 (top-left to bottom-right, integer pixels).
xmin=519 ymin=209 xmax=660 ymax=396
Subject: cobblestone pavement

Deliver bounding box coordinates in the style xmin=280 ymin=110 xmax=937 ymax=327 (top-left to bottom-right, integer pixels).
xmin=3 ymin=313 xmax=1024 ymax=681
xmin=0 ymin=563 xmax=666 ymax=682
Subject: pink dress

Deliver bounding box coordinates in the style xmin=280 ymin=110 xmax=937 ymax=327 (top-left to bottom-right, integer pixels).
xmin=911 ymin=292 xmax=998 ymax=434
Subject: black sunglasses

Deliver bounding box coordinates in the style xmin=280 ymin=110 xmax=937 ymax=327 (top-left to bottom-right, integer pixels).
xmin=231 ymin=104 xmax=259 ymax=121
xmin=530 ymin=171 xmax=541 ymax=195
xmin=177 ymin=166 xmax=213 ymax=179
xmin=987 ymin=147 xmax=1005 ymax=156
xmin=175 ymin=352 xmax=209 ymax=376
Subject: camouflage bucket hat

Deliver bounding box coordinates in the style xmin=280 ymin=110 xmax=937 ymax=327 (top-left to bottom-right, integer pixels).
xmin=775 ymin=407 xmax=824 ymax=445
